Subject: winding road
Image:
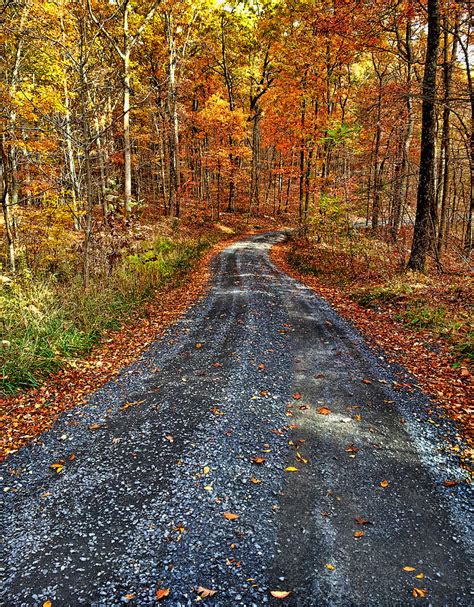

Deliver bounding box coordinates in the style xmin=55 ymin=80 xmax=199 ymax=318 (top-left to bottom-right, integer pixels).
xmin=2 ymin=232 xmax=472 ymax=606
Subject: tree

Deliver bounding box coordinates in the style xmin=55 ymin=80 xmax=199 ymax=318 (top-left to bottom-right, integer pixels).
xmin=407 ymin=0 xmax=441 ymax=271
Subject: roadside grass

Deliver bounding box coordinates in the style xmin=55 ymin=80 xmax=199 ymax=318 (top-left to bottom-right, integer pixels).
xmin=287 ymin=236 xmax=473 ymax=363
xmin=0 ymin=235 xmax=216 ymax=394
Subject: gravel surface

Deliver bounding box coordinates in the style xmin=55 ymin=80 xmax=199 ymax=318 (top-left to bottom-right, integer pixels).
xmin=2 ymin=232 xmax=472 ymax=607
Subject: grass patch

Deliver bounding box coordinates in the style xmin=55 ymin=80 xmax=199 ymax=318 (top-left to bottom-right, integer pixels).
xmin=0 ymin=235 xmax=215 ymax=394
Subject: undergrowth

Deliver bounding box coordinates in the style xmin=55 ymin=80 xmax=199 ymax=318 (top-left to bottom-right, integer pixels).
xmin=287 ymin=236 xmax=473 ymax=363
xmin=0 ymin=235 xmax=214 ymax=394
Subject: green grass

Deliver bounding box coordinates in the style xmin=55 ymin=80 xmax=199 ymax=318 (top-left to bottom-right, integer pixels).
xmin=0 ymin=235 xmax=215 ymax=395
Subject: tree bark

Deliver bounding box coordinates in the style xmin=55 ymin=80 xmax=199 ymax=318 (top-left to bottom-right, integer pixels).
xmin=407 ymin=0 xmax=440 ymax=272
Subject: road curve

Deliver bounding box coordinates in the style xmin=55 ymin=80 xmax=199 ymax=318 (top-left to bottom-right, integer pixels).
xmin=2 ymin=232 xmax=472 ymax=607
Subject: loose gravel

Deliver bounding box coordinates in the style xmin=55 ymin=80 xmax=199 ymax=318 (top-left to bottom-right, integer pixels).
xmin=1 ymin=232 xmax=472 ymax=606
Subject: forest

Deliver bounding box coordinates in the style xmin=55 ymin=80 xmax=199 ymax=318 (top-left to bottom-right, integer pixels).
xmin=1 ymin=2 xmax=473 ymax=605
xmin=1 ymin=0 xmax=472 ymax=394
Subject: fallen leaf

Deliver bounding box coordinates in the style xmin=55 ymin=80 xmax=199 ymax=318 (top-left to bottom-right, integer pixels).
xmin=362 ymin=378 xmax=373 ymax=385
xmin=258 ymin=363 xmax=266 ymax=370
xmin=412 ymin=587 xmax=428 ymax=598
xmin=50 ymin=462 xmax=64 ymax=474
xmin=120 ymin=400 xmax=144 ymax=411
xmin=195 ymin=343 xmax=203 ymax=349
xmin=43 ymin=601 xmax=52 ymax=607
xmin=210 ymin=407 xmax=224 ymax=416
xmin=250 ymin=477 xmax=262 ymax=484
xmin=415 ymin=573 xmax=425 ymax=579
xmin=318 ymin=407 xmax=331 ymax=415
xmin=293 ymin=392 xmax=302 ymax=399
xmin=252 ymin=456 xmax=266 ymax=465
xmin=164 ymin=434 xmax=174 ymax=442
xmin=285 ymin=466 xmax=299 ymax=472
xmin=403 ymin=566 xmax=416 ymax=572
xmin=203 ymin=466 xmax=210 ymax=474
xmin=155 ymin=588 xmax=170 ymax=601
xmin=345 ymin=444 xmax=358 ymax=453
xmin=325 ymin=563 xmax=335 ymax=571
xmin=353 ymin=414 xmax=362 ymax=422
xmin=354 ymin=531 xmax=365 ymax=538
xmin=354 ymin=517 xmax=372 ymax=525
xmin=380 ymin=480 xmax=389 ymax=488
xmin=443 ymin=480 xmax=458 ymax=487
xmin=223 ymin=512 xmax=239 ymax=520
xmin=204 ymin=485 xmax=213 ymax=491
xmin=88 ymin=423 xmax=104 ymax=430
xmin=197 ymin=586 xmax=217 ymax=599
xmin=295 ymin=452 xmax=308 ymax=464
xmin=123 ymin=593 xmax=136 ymax=600
xmin=270 ymin=590 xmax=291 ymax=599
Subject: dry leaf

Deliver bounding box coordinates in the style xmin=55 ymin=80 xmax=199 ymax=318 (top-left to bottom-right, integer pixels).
xmin=380 ymin=480 xmax=389 ymax=488
xmin=164 ymin=434 xmax=174 ymax=443
xmin=415 ymin=573 xmax=425 ymax=579
xmin=443 ymin=480 xmax=458 ymax=487
xmin=412 ymin=587 xmax=428 ymax=598
xmin=203 ymin=466 xmax=210 ymax=475
xmin=43 ymin=601 xmax=52 ymax=607
xmin=197 ymin=586 xmax=217 ymax=599
xmin=293 ymin=392 xmax=302 ymax=399
xmin=155 ymin=588 xmax=170 ymax=601
xmin=362 ymin=378 xmax=373 ymax=385
xmin=252 ymin=456 xmax=266 ymax=465
xmin=195 ymin=343 xmax=203 ymax=349
xmin=354 ymin=531 xmax=365 ymax=538
xmin=50 ymin=462 xmax=64 ymax=474
xmin=318 ymin=407 xmax=331 ymax=415
xmin=325 ymin=563 xmax=335 ymax=571
xmin=285 ymin=466 xmax=298 ymax=472
xmin=204 ymin=485 xmax=213 ymax=491
xmin=250 ymin=477 xmax=262 ymax=484
xmin=223 ymin=512 xmax=239 ymax=520
xmin=123 ymin=594 xmax=136 ymax=600
xmin=88 ymin=423 xmax=103 ymax=430
xmin=354 ymin=517 xmax=372 ymax=525
xmin=270 ymin=590 xmax=291 ymax=599
xmin=403 ymin=566 xmax=416 ymax=572
xmin=258 ymin=363 xmax=266 ymax=370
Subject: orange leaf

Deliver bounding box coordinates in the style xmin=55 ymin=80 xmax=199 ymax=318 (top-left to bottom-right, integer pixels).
xmin=318 ymin=407 xmax=331 ymax=415
xmin=354 ymin=531 xmax=365 ymax=538
xmin=380 ymin=480 xmax=389 ymax=488
xmin=250 ymin=477 xmax=262 ymax=484
xmin=252 ymin=456 xmax=266 ymax=465
xmin=270 ymin=590 xmax=291 ymax=599
xmin=155 ymin=588 xmax=170 ymax=601
xmin=223 ymin=512 xmax=239 ymax=520
xmin=354 ymin=516 xmax=371 ymax=525
xmin=43 ymin=602 xmax=52 ymax=607
xmin=443 ymin=480 xmax=458 ymax=487
xmin=403 ymin=566 xmax=416 ymax=572
xmin=412 ymin=587 xmax=428 ymax=598
xmin=197 ymin=586 xmax=217 ymax=598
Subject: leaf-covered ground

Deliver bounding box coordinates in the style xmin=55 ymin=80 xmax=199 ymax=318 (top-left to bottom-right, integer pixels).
xmin=0 ymin=235 xmax=238 ymax=462
xmin=271 ymin=241 xmax=473 ymax=472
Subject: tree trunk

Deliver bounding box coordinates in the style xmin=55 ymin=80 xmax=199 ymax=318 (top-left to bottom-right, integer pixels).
xmin=407 ymin=0 xmax=440 ymax=272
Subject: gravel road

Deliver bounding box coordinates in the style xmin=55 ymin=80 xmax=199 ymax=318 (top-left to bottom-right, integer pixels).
xmin=2 ymin=232 xmax=472 ymax=607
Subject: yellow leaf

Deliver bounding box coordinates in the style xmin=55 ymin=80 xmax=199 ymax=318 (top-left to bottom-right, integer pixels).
xmin=50 ymin=463 xmax=64 ymax=474
xmin=43 ymin=601 xmax=52 ymax=607
xmin=325 ymin=563 xmax=335 ymax=571
xmin=270 ymin=590 xmax=291 ymax=598
xmin=380 ymin=480 xmax=389 ymax=488
xmin=415 ymin=573 xmax=425 ymax=579
xmin=223 ymin=512 xmax=239 ymax=520
xmin=195 ymin=343 xmax=203 ymax=349
xmin=250 ymin=477 xmax=262 ymax=484
xmin=403 ymin=566 xmax=416 ymax=572
xmin=203 ymin=466 xmax=210 ymax=475
xmin=412 ymin=587 xmax=428 ymax=598
xmin=285 ymin=466 xmax=299 ymax=472
xmin=204 ymin=485 xmax=213 ymax=491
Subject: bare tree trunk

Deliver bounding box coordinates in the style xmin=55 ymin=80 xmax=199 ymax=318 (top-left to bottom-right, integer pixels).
xmin=408 ymin=0 xmax=440 ymax=271
xmin=437 ymin=13 xmax=459 ymax=255
xmin=165 ymin=11 xmax=181 ymax=217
